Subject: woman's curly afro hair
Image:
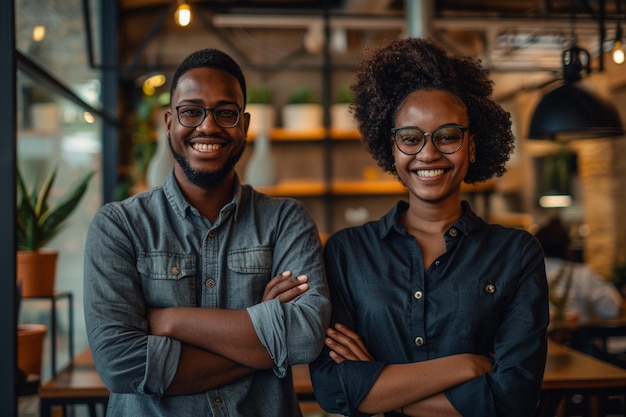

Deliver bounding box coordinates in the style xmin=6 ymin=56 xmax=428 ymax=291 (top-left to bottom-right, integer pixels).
xmin=351 ymin=37 xmax=515 ymax=184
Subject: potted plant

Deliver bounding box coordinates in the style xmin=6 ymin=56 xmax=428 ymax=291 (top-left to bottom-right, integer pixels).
xmin=282 ymin=86 xmax=323 ymax=130
xmin=16 ymin=281 xmax=47 ymax=385
xmin=246 ymin=84 xmax=276 ymax=136
xmin=16 ymin=166 xmax=95 ymax=297
xmin=331 ymin=85 xmax=356 ymax=130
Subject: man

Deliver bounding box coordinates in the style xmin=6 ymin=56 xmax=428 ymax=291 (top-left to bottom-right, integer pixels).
xmin=84 ymin=48 xmax=330 ymax=417
xmin=535 ymin=217 xmax=622 ymax=326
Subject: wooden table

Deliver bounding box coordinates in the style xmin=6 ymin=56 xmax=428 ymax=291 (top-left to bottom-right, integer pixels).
xmin=38 ymin=349 xmax=318 ymax=417
xmin=536 ymin=339 xmax=626 ymax=416
xmin=38 ymin=349 xmax=108 ymax=417
xmin=45 ymin=343 xmax=626 ymax=417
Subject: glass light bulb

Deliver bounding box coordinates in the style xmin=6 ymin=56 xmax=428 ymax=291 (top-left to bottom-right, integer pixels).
xmin=175 ymin=3 xmax=192 ymax=27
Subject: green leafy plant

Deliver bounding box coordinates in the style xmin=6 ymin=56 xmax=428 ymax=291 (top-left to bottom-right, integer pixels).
xmin=17 ymin=167 xmax=95 ymax=251
xmin=248 ymin=85 xmax=273 ymax=104
xmin=288 ymin=87 xmax=318 ymax=104
xmin=335 ymin=85 xmax=353 ymax=104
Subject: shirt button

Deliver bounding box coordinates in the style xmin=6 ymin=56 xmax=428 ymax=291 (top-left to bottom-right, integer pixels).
xmin=208 ymin=230 xmax=216 ymax=238
xmin=448 ymin=228 xmax=458 ymax=237
xmin=213 ymin=397 xmax=222 ymax=406
xmin=206 ymin=279 xmax=216 ymax=289
xmin=414 ymin=291 xmax=423 ymax=300
xmin=434 ymin=260 xmax=440 ymax=266
xmin=170 ymin=266 xmax=180 ymax=275
xmin=485 ymin=284 xmax=496 ymax=294
xmin=414 ymin=336 xmax=424 ymax=346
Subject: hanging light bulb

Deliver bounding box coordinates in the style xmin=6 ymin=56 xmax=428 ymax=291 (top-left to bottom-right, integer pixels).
xmin=613 ymin=23 xmax=624 ymax=64
xmin=32 ymin=25 xmax=46 ymax=42
xmin=175 ymin=1 xmax=192 ymax=27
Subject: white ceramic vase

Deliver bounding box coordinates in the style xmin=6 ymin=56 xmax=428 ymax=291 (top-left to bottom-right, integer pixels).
xmin=146 ymin=124 xmax=175 ymax=188
xmin=245 ymin=132 xmax=277 ymax=187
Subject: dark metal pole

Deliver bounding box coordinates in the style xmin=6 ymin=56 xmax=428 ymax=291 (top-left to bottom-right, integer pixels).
xmin=100 ymin=0 xmax=120 ymax=203
xmin=0 ymin=0 xmax=18 ymax=415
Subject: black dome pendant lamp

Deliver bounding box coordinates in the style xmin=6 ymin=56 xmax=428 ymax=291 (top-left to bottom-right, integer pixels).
xmin=528 ymin=44 xmax=624 ymax=140
xmin=528 ymin=4 xmax=624 ymax=141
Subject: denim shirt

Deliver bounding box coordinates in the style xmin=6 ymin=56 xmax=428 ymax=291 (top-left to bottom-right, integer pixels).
xmin=309 ymin=201 xmax=549 ymax=417
xmin=84 ymin=172 xmax=331 ymax=417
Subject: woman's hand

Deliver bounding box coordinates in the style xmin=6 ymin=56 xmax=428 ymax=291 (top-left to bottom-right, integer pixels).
xmin=262 ymin=271 xmax=309 ymax=303
xmin=325 ymin=323 xmax=374 ymax=363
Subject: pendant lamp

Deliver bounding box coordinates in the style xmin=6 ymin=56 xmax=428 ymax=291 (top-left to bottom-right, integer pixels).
xmin=528 ymin=43 xmax=624 ymax=140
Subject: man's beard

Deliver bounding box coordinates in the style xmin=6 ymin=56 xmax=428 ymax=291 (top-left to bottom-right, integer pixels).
xmin=169 ymin=135 xmax=245 ymax=189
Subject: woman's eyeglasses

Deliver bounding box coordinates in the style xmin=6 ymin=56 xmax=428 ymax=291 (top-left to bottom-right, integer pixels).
xmin=391 ymin=124 xmax=469 ymax=155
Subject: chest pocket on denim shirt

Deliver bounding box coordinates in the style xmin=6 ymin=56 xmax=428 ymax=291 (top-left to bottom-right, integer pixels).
xmin=227 ymin=247 xmax=273 ymax=308
xmin=456 ymin=280 xmax=515 ymax=349
xmin=137 ymin=253 xmax=196 ymax=307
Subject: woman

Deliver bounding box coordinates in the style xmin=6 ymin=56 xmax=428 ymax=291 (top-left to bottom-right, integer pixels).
xmin=309 ymin=38 xmax=549 ymax=417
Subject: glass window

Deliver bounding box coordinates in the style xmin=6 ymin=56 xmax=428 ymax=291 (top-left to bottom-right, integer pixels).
xmin=15 ymin=0 xmax=103 ymax=383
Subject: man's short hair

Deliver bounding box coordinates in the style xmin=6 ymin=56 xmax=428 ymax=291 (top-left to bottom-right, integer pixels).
xmin=170 ymin=48 xmax=247 ymax=107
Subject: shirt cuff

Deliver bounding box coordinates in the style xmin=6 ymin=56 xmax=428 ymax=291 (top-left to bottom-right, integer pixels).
xmin=140 ymin=335 xmax=181 ymax=395
xmin=247 ymin=299 xmax=289 ymax=377
xmin=337 ymin=360 xmax=387 ymax=416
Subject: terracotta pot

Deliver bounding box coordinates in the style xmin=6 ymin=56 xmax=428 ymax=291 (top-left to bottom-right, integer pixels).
xmin=17 ymin=249 xmax=58 ymax=297
xmin=17 ymin=324 xmax=47 ymax=376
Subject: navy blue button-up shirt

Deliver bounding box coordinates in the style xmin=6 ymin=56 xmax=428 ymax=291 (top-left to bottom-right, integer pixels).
xmin=84 ymin=172 xmax=331 ymax=417
xmin=310 ymin=201 xmax=548 ymax=417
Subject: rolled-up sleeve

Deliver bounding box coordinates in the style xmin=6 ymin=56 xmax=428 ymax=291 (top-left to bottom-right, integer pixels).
xmin=247 ymin=200 xmax=331 ymax=377
xmin=84 ymin=205 xmax=181 ymax=395
xmin=309 ymin=235 xmax=384 ymax=416
xmin=310 ymin=354 xmax=386 ymax=416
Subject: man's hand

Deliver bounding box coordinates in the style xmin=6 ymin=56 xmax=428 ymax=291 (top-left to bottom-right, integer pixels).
xmin=325 ymin=323 xmax=374 ymax=363
xmin=262 ymin=271 xmax=309 ymax=303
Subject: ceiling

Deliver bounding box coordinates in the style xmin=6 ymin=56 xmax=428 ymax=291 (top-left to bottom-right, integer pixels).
xmin=117 ymin=0 xmax=625 ymax=100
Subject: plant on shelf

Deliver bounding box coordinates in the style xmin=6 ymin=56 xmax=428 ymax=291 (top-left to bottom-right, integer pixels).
xmin=16 ymin=166 xmax=95 ymax=297
xmin=334 ymin=85 xmax=353 ymax=104
xmin=331 ymin=85 xmax=356 ymax=130
xmin=246 ymin=85 xmax=276 ymax=135
xmin=288 ymin=87 xmax=318 ymax=104
xmin=283 ymin=87 xmax=322 ymax=130
xmin=248 ymin=84 xmax=273 ymax=105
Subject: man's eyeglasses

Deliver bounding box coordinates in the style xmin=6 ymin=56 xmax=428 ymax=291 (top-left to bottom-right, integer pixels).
xmin=176 ymin=104 xmax=242 ymax=128
xmin=391 ymin=124 xmax=469 ymax=155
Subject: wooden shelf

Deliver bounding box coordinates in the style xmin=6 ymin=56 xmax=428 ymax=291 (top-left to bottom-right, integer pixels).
xmin=255 ymin=179 xmax=497 ymax=198
xmin=328 ymin=128 xmax=361 ymax=140
xmin=331 ymin=180 xmax=407 ymax=195
xmin=271 ymin=128 xmax=326 ymax=141
xmin=254 ymin=180 xmax=327 ymax=196
xmin=255 ymin=180 xmax=407 ymax=197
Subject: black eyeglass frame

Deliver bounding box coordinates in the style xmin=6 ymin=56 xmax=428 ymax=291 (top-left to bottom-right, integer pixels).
xmin=391 ymin=124 xmax=469 ymax=155
xmin=175 ymin=104 xmax=243 ymax=128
